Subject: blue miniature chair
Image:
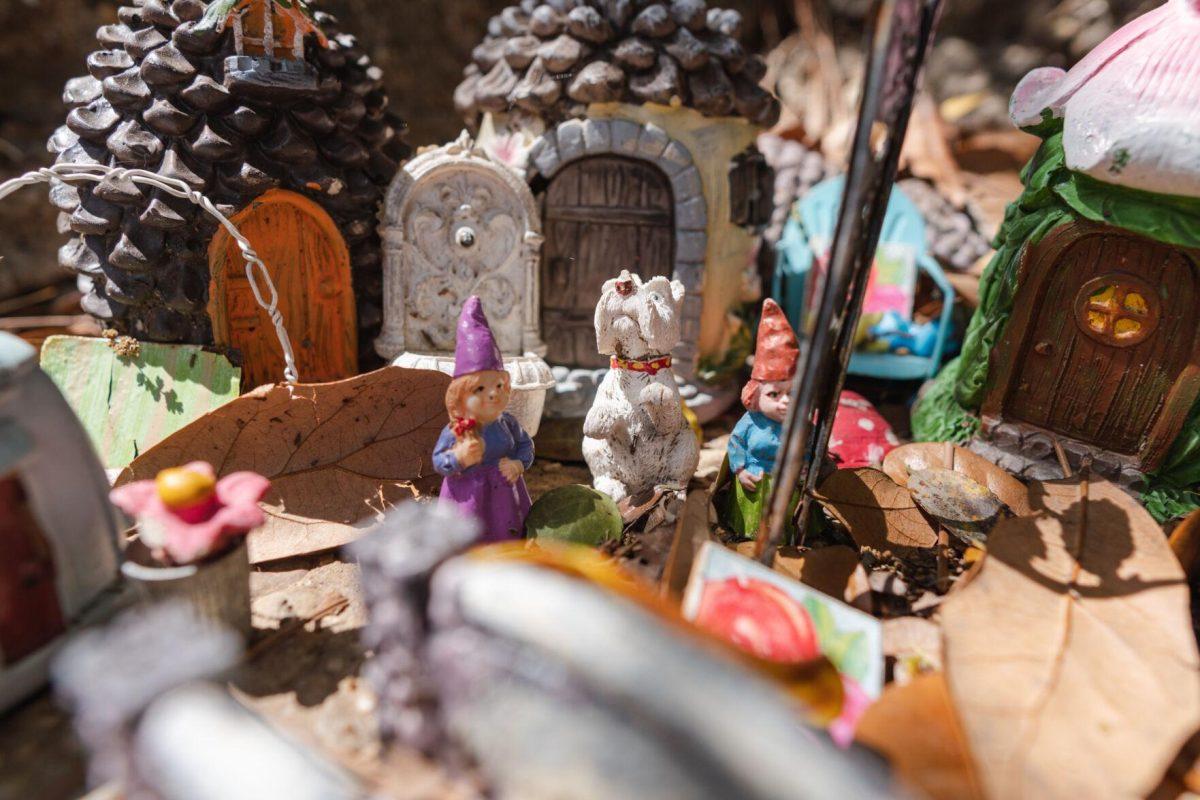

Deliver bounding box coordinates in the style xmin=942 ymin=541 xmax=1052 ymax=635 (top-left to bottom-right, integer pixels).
xmin=772 ymin=175 xmax=956 ymax=381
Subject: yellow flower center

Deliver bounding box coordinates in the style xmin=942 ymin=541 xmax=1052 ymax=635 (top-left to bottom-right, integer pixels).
xmin=155 ymin=467 xmax=216 ymax=510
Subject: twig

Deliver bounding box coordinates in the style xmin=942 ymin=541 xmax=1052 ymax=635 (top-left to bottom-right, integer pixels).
xmin=244 ymin=593 xmax=350 ymax=661
xmin=0 ymin=314 xmax=88 ymax=330
xmin=937 ymin=441 xmax=955 ymax=592
xmin=1053 ymin=438 xmax=1073 ymax=478
xmin=758 ymin=0 xmax=944 ymax=567
xmin=0 ymin=284 xmax=60 ymax=316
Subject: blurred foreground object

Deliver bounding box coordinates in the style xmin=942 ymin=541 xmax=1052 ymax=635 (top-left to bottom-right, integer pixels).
xmin=352 ymin=501 xmax=894 ymax=799
xmin=54 ymin=602 xmax=363 ymax=800
xmin=111 ymin=461 xmax=270 ymax=634
xmin=0 ymin=330 xmax=122 ymax=714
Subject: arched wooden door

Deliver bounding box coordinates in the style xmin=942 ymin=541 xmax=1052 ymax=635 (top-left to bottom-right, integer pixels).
xmin=0 ymin=475 xmax=64 ymax=664
xmin=208 ymin=189 xmax=357 ymax=388
xmin=985 ymin=224 xmax=1200 ymax=467
xmin=540 ymin=156 xmax=674 ymax=367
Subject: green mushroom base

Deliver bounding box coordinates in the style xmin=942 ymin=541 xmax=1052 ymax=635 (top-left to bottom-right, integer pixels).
xmin=912 ymin=117 xmax=1200 ymax=522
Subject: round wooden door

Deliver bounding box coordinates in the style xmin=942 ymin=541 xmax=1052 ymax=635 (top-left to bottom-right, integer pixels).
xmin=208 ymin=189 xmax=357 ymax=388
xmin=540 ymin=156 xmax=675 ymax=367
xmin=1001 ymin=227 xmax=1198 ymax=460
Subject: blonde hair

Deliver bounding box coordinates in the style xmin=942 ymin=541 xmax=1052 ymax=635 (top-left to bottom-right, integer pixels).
xmin=741 ymin=379 xmax=762 ymax=412
xmin=445 ymin=370 xmax=511 ymax=439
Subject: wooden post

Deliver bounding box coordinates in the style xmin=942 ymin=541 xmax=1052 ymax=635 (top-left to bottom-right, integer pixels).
xmin=262 ymin=1 xmax=274 ymax=58
xmin=756 ymin=0 xmax=945 ymax=566
xmin=232 ymin=11 xmax=245 ymax=56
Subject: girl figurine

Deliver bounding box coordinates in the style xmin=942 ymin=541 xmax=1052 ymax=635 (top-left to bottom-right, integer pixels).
xmin=722 ymin=299 xmax=800 ymax=540
xmin=433 ymin=297 xmax=534 ymax=542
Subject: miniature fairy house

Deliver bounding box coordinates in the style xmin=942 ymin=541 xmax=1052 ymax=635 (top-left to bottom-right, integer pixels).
xmin=375 ymin=133 xmax=554 ymax=434
xmin=913 ymin=0 xmax=1200 ymax=508
xmin=451 ymin=0 xmax=779 ymax=419
xmin=50 ymin=0 xmax=408 ymax=388
xmin=0 ymin=332 xmax=121 ymax=714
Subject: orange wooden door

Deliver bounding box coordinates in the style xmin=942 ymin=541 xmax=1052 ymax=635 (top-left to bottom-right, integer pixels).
xmin=0 ymin=475 xmax=65 ymax=664
xmin=208 ymin=189 xmax=357 ymax=388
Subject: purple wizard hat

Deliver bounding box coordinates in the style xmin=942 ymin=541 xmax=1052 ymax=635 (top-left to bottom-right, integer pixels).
xmin=453 ymin=296 xmax=504 ymax=377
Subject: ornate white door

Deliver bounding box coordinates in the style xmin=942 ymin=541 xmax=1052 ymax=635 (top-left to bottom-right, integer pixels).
xmin=376 ymin=133 xmax=545 ymax=359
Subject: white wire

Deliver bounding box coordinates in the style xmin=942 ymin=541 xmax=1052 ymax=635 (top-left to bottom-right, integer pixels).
xmin=0 ymin=163 xmax=300 ymax=384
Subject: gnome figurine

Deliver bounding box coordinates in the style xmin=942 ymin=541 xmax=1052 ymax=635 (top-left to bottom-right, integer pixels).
xmin=432 ymin=297 xmax=535 ymax=542
xmin=721 ymin=299 xmax=801 ymax=540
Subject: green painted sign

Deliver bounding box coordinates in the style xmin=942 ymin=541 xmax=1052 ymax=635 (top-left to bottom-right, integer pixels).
xmin=40 ymin=336 xmax=240 ymax=471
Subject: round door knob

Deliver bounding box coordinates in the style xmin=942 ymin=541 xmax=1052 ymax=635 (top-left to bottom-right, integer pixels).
xmin=1034 ymin=340 xmax=1054 ymax=356
xmin=456 ymin=227 xmax=477 ymax=249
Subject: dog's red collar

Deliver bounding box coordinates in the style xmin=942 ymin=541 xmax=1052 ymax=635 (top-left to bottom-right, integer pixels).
xmin=610 ymin=354 xmax=672 ymax=375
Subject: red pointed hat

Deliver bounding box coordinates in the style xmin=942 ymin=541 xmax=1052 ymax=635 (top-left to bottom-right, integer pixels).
xmin=751 ymin=299 xmax=799 ymax=382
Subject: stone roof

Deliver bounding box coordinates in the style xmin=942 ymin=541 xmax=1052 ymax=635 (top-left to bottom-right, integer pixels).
xmin=454 ymin=0 xmax=780 ymax=128
xmin=1009 ymin=0 xmax=1200 ymax=199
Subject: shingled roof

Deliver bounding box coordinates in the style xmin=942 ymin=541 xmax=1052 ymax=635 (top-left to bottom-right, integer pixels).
xmin=454 ymin=0 xmax=780 ymax=128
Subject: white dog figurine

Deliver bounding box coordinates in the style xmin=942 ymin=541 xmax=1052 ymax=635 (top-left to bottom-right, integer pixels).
xmin=582 ymin=271 xmax=700 ymax=502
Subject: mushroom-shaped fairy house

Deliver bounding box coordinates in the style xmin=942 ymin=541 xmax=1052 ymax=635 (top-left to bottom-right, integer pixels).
xmin=50 ymin=0 xmax=408 ymax=388
xmin=913 ymin=0 xmax=1200 ymax=517
xmin=434 ymin=0 xmax=779 ymax=426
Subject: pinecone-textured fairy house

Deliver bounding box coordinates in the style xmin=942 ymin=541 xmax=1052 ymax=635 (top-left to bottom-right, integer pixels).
xmin=50 ymin=0 xmax=409 ymax=387
xmin=438 ymin=0 xmax=780 ymax=422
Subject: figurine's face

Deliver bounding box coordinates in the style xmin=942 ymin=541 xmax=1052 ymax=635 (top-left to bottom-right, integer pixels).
xmin=461 ymin=369 xmax=511 ymax=425
xmin=758 ymin=380 xmax=791 ymax=422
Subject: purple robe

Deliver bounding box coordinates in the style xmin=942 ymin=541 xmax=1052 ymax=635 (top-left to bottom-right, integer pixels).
xmin=433 ymin=412 xmax=534 ymax=542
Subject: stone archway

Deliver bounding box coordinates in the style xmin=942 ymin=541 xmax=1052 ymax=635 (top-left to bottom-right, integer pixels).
xmin=527 ymin=118 xmax=708 ymax=376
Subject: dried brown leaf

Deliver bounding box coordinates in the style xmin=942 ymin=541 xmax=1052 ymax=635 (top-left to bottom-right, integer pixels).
xmin=940 ymin=477 xmax=1200 ymax=799
xmin=813 ymin=468 xmax=939 ymax=557
xmin=776 ymin=545 xmax=861 ymax=599
xmin=729 ymin=542 xmax=866 ymax=606
xmin=900 ymin=95 xmax=967 ymax=206
xmin=882 ymin=616 xmax=942 ymax=669
xmin=844 ymin=562 xmax=873 ymax=614
xmin=117 ymin=367 xmax=451 ymax=563
xmin=882 ymin=443 xmax=1033 ymax=517
xmin=855 ymin=673 xmax=985 ymax=800
xmin=1149 ymin=728 xmax=1200 ymax=799
xmin=661 ymin=490 xmax=712 ymax=599
xmin=1169 ymin=509 xmax=1200 ymax=583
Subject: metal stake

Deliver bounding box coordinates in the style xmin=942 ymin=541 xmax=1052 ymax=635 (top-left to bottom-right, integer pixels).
xmin=756 ymin=0 xmax=944 ymax=565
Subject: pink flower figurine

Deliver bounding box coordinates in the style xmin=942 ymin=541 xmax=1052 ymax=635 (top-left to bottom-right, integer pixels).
xmin=110 ymin=461 xmax=270 ymax=565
